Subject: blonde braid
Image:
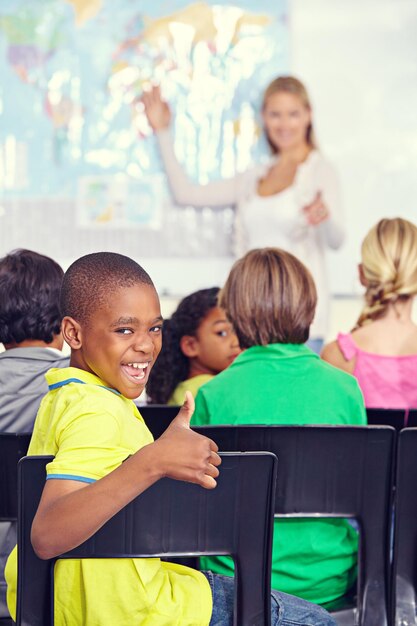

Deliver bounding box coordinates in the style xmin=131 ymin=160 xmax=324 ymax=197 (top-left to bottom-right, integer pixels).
xmin=357 ymin=281 xmax=398 ymax=327
xmin=355 ymin=218 xmax=417 ymax=328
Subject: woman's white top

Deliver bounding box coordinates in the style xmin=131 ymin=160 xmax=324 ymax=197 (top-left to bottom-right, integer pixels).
xmin=156 ymin=129 xmax=345 ymax=339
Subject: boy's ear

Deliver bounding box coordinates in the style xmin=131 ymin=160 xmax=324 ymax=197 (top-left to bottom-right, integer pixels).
xmin=358 ymin=264 xmax=368 ymax=287
xmin=180 ymin=335 xmax=199 ymax=358
xmin=61 ymin=316 xmax=83 ymax=350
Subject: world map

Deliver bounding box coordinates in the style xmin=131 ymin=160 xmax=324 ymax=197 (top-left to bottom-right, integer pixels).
xmin=0 ymin=0 xmax=288 ymax=228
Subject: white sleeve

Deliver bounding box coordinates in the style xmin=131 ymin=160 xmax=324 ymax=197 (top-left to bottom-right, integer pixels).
xmin=316 ymin=157 xmax=345 ymax=250
xmin=156 ymin=128 xmax=242 ymax=208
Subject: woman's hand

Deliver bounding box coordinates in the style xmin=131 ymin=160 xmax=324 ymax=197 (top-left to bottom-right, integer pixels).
xmin=142 ymin=85 xmax=171 ymax=132
xmin=303 ymin=191 xmax=330 ymax=226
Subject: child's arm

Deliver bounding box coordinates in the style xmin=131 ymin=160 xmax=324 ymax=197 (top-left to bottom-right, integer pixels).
xmin=321 ymin=340 xmax=355 ymax=374
xmin=31 ymin=393 xmax=220 ymax=560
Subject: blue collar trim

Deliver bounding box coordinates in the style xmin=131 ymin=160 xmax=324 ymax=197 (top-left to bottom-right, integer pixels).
xmin=48 ymin=377 xmax=121 ymax=396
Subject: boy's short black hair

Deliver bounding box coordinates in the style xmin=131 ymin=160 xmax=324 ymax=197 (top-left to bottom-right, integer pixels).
xmin=61 ymin=252 xmax=154 ymax=325
xmin=0 ymin=249 xmax=64 ymax=345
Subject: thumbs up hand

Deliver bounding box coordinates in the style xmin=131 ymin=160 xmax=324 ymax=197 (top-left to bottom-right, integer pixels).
xmin=170 ymin=390 xmax=196 ymax=429
xmin=153 ymin=392 xmax=221 ymax=489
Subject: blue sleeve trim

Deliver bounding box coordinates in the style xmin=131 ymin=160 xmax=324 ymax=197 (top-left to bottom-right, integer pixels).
xmin=48 ymin=378 xmax=121 ymax=396
xmin=100 ymin=385 xmax=121 ymax=396
xmin=48 ymin=378 xmax=86 ymax=390
xmin=46 ymin=474 xmax=96 ymax=484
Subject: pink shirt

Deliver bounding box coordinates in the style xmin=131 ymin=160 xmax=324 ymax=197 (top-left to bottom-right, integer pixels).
xmin=337 ymin=333 xmax=417 ymax=409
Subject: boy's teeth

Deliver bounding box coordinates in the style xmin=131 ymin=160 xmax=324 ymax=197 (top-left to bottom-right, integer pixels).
xmin=128 ymin=362 xmax=147 ymax=369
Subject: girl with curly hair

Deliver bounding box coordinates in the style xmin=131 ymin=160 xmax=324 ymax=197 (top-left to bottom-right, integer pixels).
xmin=146 ymin=287 xmax=240 ymax=405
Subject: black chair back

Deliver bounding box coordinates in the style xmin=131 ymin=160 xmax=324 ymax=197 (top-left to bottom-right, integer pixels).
xmin=194 ymin=424 xmax=395 ymax=626
xmin=366 ymin=408 xmax=417 ymax=431
xmin=405 ymin=410 xmax=417 ymax=428
xmin=0 ymin=434 xmax=32 ymax=521
xmin=0 ymin=434 xmax=31 ymax=626
xmin=366 ymin=408 xmax=407 ymax=431
xmin=138 ymin=404 xmax=180 ymax=439
xmin=16 ymin=452 xmax=277 ymax=626
xmin=392 ymin=427 xmax=417 ymax=625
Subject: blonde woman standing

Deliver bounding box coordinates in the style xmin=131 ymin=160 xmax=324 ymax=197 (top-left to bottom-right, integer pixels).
xmin=322 ymin=217 xmax=417 ymax=408
xmin=142 ymin=76 xmax=344 ymax=352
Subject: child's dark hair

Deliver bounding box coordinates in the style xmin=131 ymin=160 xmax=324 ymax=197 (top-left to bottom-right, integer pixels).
xmin=61 ymin=252 xmax=154 ymax=325
xmin=147 ymin=287 xmax=220 ymax=404
xmin=0 ymin=249 xmax=64 ymax=345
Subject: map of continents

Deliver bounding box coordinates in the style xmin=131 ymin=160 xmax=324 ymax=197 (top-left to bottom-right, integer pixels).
xmin=0 ymin=0 xmax=288 ymax=224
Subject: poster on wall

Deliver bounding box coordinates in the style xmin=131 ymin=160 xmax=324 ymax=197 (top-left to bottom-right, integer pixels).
xmin=0 ymin=0 xmax=288 ymax=253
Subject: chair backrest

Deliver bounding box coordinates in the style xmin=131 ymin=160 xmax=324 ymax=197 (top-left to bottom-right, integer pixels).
xmin=137 ymin=404 xmax=180 ymax=439
xmin=392 ymin=428 xmax=417 ymax=625
xmin=0 ymin=433 xmax=32 ymax=521
xmin=16 ymin=452 xmax=277 ymax=626
xmin=404 ymin=410 xmax=417 ymax=428
xmin=194 ymin=424 xmax=395 ymax=626
xmin=366 ymin=408 xmax=407 ymax=431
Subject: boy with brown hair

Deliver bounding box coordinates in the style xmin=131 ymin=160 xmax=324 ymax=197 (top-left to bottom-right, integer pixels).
xmin=193 ymin=247 xmax=366 ymax=608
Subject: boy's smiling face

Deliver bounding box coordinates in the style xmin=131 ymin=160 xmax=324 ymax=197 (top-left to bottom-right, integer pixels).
xmin=64 ymin=283 xmax=163 ymax=399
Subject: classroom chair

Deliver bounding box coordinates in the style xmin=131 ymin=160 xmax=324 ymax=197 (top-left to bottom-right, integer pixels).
xmin=392 ymin=427 xmax=417 ymax=625
xmin=366 ymin=408 xmax=408 ymax=431
xmin=0 ymin=433 xmax=32 ymax=522
xmin=404 ymin=410 xmax=417 ymax=427
xmin=0 ymin=433 xmax=32 ymax=626
xmin=193 ymin=424 xmax=395 ymax=626
xmin=138 ymin=404 xmax=180 ymax=439
xmin=366 ymin=408 xmax=417 ymax=430
xmin=16 ymin=452 xmax=277 ymax=626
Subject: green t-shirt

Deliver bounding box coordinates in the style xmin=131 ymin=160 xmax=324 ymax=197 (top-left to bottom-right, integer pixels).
xmin=192 ymin=343 xmax=367 ymax=605
xmin=168 ymin=374 xmax=214 ymax=406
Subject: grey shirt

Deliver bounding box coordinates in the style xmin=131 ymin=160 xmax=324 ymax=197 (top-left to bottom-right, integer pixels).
xmin=0 ymin=346 xmax=69 ymax=432
xmin=0 ymin=346 xmax=69 ymax=616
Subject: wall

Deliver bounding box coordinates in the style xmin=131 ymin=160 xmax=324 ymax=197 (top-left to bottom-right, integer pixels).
xmin=291 ymin=0 xmax=417 ymax=295
xmin=1 ymin=0 xmax=417 ymax=300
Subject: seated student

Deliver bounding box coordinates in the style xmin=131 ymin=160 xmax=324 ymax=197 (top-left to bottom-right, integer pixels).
xmin=322 ymin=217 xmax=417 ymax=409
xmin=0 ymin=249 xmax=68 ymax=618
xmin=5 ymin=252 xmax=335 ymax=626
xmin=192 ymin=247 xmax=366 ymax=608
xmin=147 ymin=287 xmax=241 ymax=405
xmin=0 ymin=249 xmax=69 ymax=432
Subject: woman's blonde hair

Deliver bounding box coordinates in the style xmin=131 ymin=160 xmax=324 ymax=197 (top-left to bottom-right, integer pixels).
xmin=219 ymin=247 xmax=317 ymax=348
xmin=356 ymin=217 xmax=417 ymax=327
xmin=262 ymin=76 xmax=317 ymax=154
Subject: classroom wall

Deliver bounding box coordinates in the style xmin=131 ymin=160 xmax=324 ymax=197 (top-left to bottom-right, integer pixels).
xmin=291 ymin=0 xmax=417 ymax=294
xmin=116 ymin=0 xmax=417 ymax=297
xmin=1 ymin=0 xmax=416 ymax=299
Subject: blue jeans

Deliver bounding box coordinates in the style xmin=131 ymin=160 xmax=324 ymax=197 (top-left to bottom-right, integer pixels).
xmin=203 ymin=571 xmax=336 ymax=626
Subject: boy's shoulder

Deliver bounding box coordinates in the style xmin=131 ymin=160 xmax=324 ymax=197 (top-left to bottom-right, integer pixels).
xmin=315 ymin=357 xmax=365 ymax=410
xmin=316 ymin=355 xmax=357 ymax=384
xmin=31 ymin=366 xmax=149 ymax=459
xmin=46 ymin=366 xmax=124 ymax=396
xmin=41 ymin=366 xmax=138 ymax=426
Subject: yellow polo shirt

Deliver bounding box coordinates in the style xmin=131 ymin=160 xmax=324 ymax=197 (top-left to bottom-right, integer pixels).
xmin=6 ymin=367 xmax=212 ymax=626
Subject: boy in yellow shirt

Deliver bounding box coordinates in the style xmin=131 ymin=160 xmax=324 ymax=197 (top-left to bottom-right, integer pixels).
xmin=5 ymin=252 xmax=335 ymax=625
